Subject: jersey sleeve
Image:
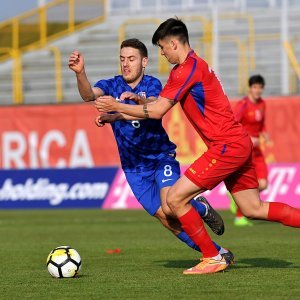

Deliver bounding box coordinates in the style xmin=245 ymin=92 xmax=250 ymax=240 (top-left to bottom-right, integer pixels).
xmin=234 ymin=99 xmax=247 ymax=123
xmin=147 ymin=77 xmax=162 ymax=98
xmin=160 ymin=59 xmax=198 ymax=102
xmin=94 ymin=79 xmax=114 ymax=95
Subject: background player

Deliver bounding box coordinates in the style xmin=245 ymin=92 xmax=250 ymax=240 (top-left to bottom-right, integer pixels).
xmin=68 ymin=38 xmax=231 ymax=260
xmin=229 ymin=74 xmax=270 ymax=226
xmin=95 ymin=18 xmax=300 ymax=275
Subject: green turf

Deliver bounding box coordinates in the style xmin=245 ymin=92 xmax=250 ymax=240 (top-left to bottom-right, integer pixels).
xmin=0 ymin=209 xmax=299 ymax=299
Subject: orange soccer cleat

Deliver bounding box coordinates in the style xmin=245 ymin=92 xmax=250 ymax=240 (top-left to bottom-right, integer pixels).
xmin=183 ymin=257 xmax=228 ymax=275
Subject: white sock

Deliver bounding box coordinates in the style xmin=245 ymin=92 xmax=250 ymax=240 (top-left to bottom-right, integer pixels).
xmin=219 ymin=247 xmax=228 ymax=255
xmin=212 ymin=254 xmax=222 ymax=260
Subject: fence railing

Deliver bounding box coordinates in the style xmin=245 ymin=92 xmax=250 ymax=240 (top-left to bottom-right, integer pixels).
xmin=0 ymin=0 xmax=106 ymax=62
xmin=2 ymin=8 xmax=300 ymax=104
xmin=0 ymin=0 xmax=106 ymax=104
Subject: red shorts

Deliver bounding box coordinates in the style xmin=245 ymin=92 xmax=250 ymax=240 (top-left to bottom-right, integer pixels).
xmin=252 ymin=147 xmax=268 ymax=180
xmin=185 ymin=136 xmax=258 ymax=194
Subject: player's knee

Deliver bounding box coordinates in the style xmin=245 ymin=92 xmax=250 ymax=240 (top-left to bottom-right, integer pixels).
xmin=258 ymin=179 xmax=268 ymax=191
xmin=241 ymin=202 xmax=268 ymax=219
xmin=166 ymin=189 xmax=181 ymax=212
xmin=241 ymin=209 xmax=255 ymax=219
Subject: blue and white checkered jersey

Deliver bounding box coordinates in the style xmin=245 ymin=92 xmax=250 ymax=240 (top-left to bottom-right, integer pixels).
xmin=94 ymin=75 xmax=177 ymax=172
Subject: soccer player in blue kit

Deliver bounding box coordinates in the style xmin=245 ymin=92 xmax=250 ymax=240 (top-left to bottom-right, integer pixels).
xmin=68 ymin=38 xmax=233 ymax=261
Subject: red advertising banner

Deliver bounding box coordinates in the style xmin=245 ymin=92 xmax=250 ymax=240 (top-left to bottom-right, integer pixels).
xmin=0 ymin=103 xmax=119 ymax=169
xmin=0 ymin=96 xmax=300 ymax=169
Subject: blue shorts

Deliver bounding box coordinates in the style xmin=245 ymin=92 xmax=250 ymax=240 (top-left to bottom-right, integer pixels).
xmin=125 ymin=158 xmax=181 ymax=216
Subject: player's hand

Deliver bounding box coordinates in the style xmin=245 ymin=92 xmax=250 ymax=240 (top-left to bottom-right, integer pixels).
xmin=262 ymin=132 xmax=271 ymax=145
xmin=120 ymin=91 xmax=143 ymax=104
xmin=94 ymin=96 xmax=118 ymax=112
xmin=99 ymin=113 xmax=121 ymax=124
xmin=95 ymin=115 xmax=105 ymax=127
xmin=68 ymin=50 xmax=84 ymax=74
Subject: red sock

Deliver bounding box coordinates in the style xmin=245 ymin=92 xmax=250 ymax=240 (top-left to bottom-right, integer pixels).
xmin=236 ymin=208 xmax=244 ymax=218
xmin=268 ymin=202 xmax=300 ymax=227
xmin=178 ymin=207 xmax=219 ymax=258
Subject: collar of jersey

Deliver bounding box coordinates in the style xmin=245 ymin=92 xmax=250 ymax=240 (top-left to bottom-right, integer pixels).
xmin=119 ymin=74 xmax=145 ymax=92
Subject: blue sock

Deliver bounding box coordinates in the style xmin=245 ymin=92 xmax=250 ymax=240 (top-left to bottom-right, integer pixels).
xmin=177 ymin=231 xmax=221 ymax=252
xmin=190 ymin=198 xmax=207 ymax=217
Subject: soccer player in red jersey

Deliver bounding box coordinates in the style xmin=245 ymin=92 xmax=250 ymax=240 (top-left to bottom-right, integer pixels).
xmin=95 ymin=18 xmax=300 ymax=275
xmin=230 ymin=75 xmax=269 ymax=226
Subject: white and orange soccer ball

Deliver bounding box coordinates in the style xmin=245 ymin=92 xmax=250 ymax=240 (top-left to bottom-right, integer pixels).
xmin=46 ymin=246 xmax=81 ymax=278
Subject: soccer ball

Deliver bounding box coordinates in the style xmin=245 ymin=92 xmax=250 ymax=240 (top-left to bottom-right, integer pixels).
xmin=46 ymin=246 xmax=82 ymax=278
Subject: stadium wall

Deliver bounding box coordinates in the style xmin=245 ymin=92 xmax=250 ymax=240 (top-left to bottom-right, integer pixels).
xmin=0 ymin=96 xmax=300 ymax=209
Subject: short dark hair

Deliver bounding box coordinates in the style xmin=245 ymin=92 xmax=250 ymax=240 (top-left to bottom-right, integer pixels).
xmin=249 ymin=74 xmax=265 ymax=87
xmin=152 ymin=17 xmax=190 ymax=46
xmin=120 ymin=38 xmax=148 ymax=58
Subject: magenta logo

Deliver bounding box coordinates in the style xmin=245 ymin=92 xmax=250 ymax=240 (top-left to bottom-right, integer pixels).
xmin=103 ymin=169 xmax=142 ymax=210
xmin=103 ymin=164 xmax=300 ymax=210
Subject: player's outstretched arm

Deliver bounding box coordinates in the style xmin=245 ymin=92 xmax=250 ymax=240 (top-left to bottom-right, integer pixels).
xmin=68 ymin=50 xmax=103 ymax=102
xmin=120 ymin=91 xmax=157 ymax=104
xmin=95 ymin=113 xmax=143 ymax=127
xmin=95 ymin=95 xmax=175 ymax=119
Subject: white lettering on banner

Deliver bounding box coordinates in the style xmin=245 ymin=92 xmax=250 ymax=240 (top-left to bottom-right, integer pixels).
xmin=40 ymin=130 xmax=66 ymax=168
xmin=261 ymin=167 xmax=296 ymax=202
xmin=295 ymin=184 xmax=300 ymax=195
xmin=69 ymin=130 xmax=94 ymax=167
xmin=2 ymin=132 xmax=26 ymax=168
xmin=29 ymin=132 xmax=39 ymax=168
xmin=1 ymin=130 xmax=94 ymax=169
xmin=0 ymin=178 xmax=109 ymax=206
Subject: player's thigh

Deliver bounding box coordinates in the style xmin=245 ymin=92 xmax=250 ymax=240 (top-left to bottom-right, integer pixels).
xmin=154 ymin=207 xmax=181 ymax=234
xmin=258 ymin=179 xmax=268 ymax=191
xmin=231 ymin=188 xmax=269 ymax=219
xmin=125 ymin=171 xmax=160 ymax=216
xmin=156 ymin=158 xmax=181 ymax=215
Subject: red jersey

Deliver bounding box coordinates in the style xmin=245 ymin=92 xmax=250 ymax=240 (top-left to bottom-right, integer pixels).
xmin=234 ymin=97 xmax=266 ymax=138
xmin=160 ymin=50 xmax=247 ymax=148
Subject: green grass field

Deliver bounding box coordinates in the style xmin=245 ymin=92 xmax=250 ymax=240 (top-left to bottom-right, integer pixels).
xmin=0 ymin=209 xmax=299 ymax=299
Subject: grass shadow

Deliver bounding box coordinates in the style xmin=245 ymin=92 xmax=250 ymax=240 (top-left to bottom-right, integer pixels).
xmin=155 ymin=257 xmax=299 ymax=269
xmin=235 ymin=257 xmax=299 ymax=269
xmin=154 ymin=259 xmax=202 ymax=269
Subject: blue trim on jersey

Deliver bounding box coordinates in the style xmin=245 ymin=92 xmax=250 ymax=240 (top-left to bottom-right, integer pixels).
xmin=190 ymin=82 xmax=205 ymax=115
xmin=221 ymin=144 xmax=227 ymax=155
xmin=174 ymin=58 xmax=197 ymax=102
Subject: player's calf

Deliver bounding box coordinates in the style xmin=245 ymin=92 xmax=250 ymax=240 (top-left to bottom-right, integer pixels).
xmin=154 ymin=208 xmax=181 ymax=235
xmin=154 ymin=207 xmax=229 ymax=255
